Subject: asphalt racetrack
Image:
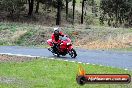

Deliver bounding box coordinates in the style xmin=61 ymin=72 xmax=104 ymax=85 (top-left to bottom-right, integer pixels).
xmin=0 ymin=46 xmax=132 ymax=70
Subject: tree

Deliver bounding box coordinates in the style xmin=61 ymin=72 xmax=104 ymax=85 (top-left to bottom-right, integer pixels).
xmin=56 ymin=0 xmax=62 ymax=25
xmin=28 ymin=0 xmax=34 ymax=16
xmin=35 ymin=0 xmax=40 ymax=13
xmin=81 ymin=0 xmax=85 ymax=24
xmin=72 ymin=0 xmax=76 ymax=24
xmin=100 ymin=0 xmax=132 ymax=27
xmin=65 ymin=0 xmax=72 ymax=20
xmin=66 ymin=0 xmax=68 ymax=20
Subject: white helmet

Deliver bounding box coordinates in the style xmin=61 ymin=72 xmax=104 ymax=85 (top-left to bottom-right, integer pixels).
xmin=54 ymin=27 xmax=60 ymax=32
xmin=54 ymin=27 xmax=60 ymax=35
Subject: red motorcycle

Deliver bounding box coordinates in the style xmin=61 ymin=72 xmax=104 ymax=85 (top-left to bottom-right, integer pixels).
xmin=47 ymin=36 xmax=77 ymax=58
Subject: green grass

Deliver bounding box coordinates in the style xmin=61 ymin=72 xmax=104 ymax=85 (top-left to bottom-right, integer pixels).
xmin=0 ymin=58 xmax=132 ymax=88
xmin=0 ymin=22 xmax=76 ymax=46
xmin=0 ymin=22 xmax=33 ymax=46
xmin=0 ymin=22 xmax=132 ymax=51
xmin=111 ymin=47 xmax=132 ymax=52
xmin=0 ymin=22 xmax=46 ymax=46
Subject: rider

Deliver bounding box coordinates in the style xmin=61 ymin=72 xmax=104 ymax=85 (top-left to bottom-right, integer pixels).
xmin=52 ymin=27 xmax=64 ymax=44
xmin=51 ymin=27 xmax=65 ymax=54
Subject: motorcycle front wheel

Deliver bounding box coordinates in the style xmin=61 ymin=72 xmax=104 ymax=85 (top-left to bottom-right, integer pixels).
xmin=69 ymin=49 xmax=77 ymax=58
xmin=53 ymin=53 xmax=60 ymax=57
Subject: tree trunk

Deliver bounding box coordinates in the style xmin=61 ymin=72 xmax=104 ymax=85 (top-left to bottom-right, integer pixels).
xmin=81 ymin=0 xmax=84 ymax=24
xmin=35 ymin=0 xmax=39 ymax=13
xmin=73 ymin=0 xmax=75 ymax=24
xmin=28 ymin=0 xmax=34 ymax=16
xmin=66 ymin=0 xmax=68 ymax=20
xmin=56 ymin=0 xmax=62 ymax=25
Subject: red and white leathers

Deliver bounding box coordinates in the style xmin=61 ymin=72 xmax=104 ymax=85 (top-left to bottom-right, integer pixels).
xmin=47 ymin=31 xmax=64 ymax=46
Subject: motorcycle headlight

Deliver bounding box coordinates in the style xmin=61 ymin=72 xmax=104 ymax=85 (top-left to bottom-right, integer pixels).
xmin=67 ymin=42 xmax=71 ymax=45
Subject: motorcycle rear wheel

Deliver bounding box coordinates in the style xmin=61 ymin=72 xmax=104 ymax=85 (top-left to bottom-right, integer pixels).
xmin=69 ymin=49 xmax=77 ymax=58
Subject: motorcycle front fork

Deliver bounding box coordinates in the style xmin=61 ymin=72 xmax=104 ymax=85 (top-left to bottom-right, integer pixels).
xmin=48 ymin=48 xmax=53 ymax=53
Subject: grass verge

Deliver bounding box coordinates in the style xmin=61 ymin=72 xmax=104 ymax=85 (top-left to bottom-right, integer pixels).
xmin=0 ymin=22 xmax=132 ymax=51
xmin=110 ymin=47 xmax=132 ymax=52
xmin=0 ymin=57 xmax=132 ymax=88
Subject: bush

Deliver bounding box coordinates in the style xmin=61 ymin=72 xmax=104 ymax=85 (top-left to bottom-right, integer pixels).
xmin=85 ymin=15 xmax=94 ymax=25
xmin=100 ymin=0 xmax=132 ymax=27
xmin=0 ymin=0 xmax=25 ymax=18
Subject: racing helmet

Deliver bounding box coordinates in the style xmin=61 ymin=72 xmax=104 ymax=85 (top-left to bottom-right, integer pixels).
xmin=54 ymin=27 xmax=60 ymax=36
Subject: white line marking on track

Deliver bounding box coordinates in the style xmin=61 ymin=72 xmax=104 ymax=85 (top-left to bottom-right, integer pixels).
xmin=64 ymin=60 xmax=68 ymax=62
xmin=0 ymin=53 xmax=40 ymax=58
xmin=69 ymin=61 xmax=75 ymax=63
xmin=50 ymin=58 xmax=55 ymax=59
xmin=86 ymin=63 xmax=89 ymax=64
xmin=124 ymin=69 xmax=128 ymax=70
xmin=57 ymin=59 xmax=62 ymax=61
